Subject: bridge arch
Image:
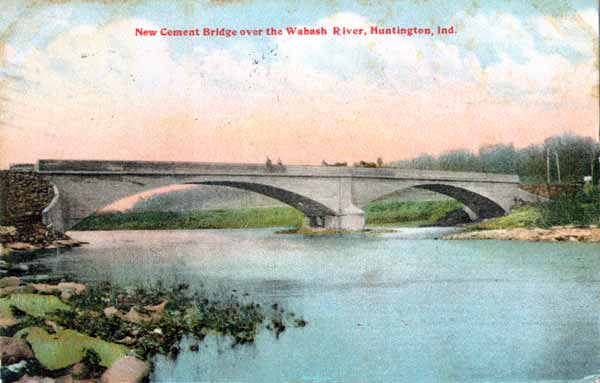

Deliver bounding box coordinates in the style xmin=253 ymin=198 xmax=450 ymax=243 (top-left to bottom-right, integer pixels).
xmin=364 ymin=183 xmax=506 ymax=221
xmin=188 ymin=181 xmax=336 ymax=217
xmin=59 ymin=179 xmax=339 ymax=231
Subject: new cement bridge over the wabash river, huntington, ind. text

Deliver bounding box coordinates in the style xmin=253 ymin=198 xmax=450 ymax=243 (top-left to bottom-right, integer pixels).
xmin=28 ymin=159 xmax=540 ymax=233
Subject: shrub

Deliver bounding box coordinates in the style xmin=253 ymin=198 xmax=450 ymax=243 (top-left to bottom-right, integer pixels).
xmin=538 ymin=189 xmax=600 ymax=227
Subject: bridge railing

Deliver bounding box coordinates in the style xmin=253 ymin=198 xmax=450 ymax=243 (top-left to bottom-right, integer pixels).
xmin=36 ymin=159 xmax=520 ymax=183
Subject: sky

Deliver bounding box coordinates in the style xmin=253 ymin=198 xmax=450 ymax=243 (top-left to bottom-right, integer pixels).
xmin=0 ymin=0 xmax=598 ymax=168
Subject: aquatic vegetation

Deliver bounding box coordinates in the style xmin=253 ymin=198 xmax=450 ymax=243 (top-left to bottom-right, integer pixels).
xmin=16 ymin=327 xmax=128 ymax=370
xmin=55 ymin=282 xmax=306 ymax=360
xmin=0 ymin=261 xmax=307 ymax=381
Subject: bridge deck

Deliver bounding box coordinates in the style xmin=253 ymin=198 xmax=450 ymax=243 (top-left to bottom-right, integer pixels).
xmin=35 ymin=159 xmax=520 ymax=184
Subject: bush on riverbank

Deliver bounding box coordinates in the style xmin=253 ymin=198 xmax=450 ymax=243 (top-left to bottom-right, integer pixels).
xmin=472 ymin=189 xmax=600 ymax=230
xmin=538 ymin=189 xmax=600 ymax=227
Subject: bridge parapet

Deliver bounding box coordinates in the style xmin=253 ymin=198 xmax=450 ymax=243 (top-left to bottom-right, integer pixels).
xmin=350 ymin=168 xmax=519 ymax=183
xmin=37 ymin=160 xmax=519 ymax=184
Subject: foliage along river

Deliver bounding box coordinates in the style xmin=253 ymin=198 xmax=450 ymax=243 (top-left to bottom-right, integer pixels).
xmin=37 ymin=228 xmax=600 ymax=383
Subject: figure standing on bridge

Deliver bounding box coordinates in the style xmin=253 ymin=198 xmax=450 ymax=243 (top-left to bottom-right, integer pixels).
xmin=277 ymin=158 xmax=285 ymax=168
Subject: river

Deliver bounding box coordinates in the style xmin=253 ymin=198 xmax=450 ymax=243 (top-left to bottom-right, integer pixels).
xmin=35 ymin=228 xmax=600 ymax=383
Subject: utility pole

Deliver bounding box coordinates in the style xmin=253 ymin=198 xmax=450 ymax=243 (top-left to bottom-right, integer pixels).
xmin=554 ymin=151 xmax=561 ymax=184
xmin=546 ymin=147 xmax=551 ymax=184
xmin=591 ymin=155 xmax=595 ymax=184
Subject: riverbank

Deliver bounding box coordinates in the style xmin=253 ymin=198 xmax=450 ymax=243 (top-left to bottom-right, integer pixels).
xmin=1 ymin=225 xmax=86 ymax=260
xmin=365 ymin=200 xmax=464 ymax=227
xmin=74 ymin=207 xmax=305 ymax=230
xmin=73 ymin=201 xmax=465 ymax=231
xmin=0 ymin=250 xmax=306 ymax=383
xmin=444 ymin=225 xmax=600 ymax=242
xmin=443 ymin=202 xmax=600 ymax=243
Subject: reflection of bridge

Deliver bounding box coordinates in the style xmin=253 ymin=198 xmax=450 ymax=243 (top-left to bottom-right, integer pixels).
xmin=36 ymin=159 xmax=539 ymax=233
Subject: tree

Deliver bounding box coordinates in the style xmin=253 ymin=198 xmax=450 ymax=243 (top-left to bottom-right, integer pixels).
xmin=478 ymin=144 xmax=518 ymax=174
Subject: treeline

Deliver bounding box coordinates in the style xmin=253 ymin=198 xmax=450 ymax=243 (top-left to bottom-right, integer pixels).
xmin=391 ymin=134 xmax=600 ymax=184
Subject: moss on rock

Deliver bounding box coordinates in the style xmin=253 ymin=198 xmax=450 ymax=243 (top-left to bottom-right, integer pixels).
xmin=0 ymin=294 xmax=71 ymax=330
xmin=0 ymin=294 xmax=70 ymax=318
xmin=17 ymin=327 xmax=128 ymax=370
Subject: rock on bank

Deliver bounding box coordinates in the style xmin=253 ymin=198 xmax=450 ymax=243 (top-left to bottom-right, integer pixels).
xmin=443 ymin=226 xmax=600 ymax=243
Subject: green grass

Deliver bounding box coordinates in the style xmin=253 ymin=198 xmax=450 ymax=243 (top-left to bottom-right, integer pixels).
xmin=76 ymin=191 xmax=600 ymax=231
xmin=365 ymin=200 xmax=464 ymax=226
xmin=75 ymin=201 xmax=468 ymax=231
xmin=473 ymin=189 xmax=600 ymax=231
xmin=74 ymin=207 xmax=305 ymax=231
xmin=470 ymin=206 xmax=542 ymax=230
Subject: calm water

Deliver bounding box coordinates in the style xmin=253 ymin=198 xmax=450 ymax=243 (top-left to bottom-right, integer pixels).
xmin=40 ymin=228 xmax=600 ymax=383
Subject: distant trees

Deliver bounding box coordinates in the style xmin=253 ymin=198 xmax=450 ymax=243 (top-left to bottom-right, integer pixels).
xmin=542 ymin=135 xmax=598 ymax=184
xmin=390 ymin=134 xmax=600 ymax=184
xmin=478 ymin=144 xmax=518 ymax=174
xmin=437 ymin=150 xmax=479 ymax=172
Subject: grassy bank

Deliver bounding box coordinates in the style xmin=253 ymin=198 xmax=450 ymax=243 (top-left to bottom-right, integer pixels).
xmin=74 ymin=207 xmax=304 ymax=230
xmin=470 ymin=206 xmax=542 ymax=230
xmin=365 ymin=200 xmax=463 ymax=227
xmin=74 ymin=201 xmax=465 ymax=231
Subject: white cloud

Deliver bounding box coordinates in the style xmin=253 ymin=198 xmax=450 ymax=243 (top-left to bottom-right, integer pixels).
xmin=535 ymin=8 xmax=598 ymax=57
xmin=1 ymin=9 xmax=597 ymax=168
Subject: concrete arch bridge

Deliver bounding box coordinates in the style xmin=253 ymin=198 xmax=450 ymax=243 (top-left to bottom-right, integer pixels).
xmin=35 ymin=160 xmax=539 ymax=233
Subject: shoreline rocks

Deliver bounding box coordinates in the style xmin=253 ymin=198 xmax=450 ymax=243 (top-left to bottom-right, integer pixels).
xmin=0 ymin=336 xmax=34 ymax=364
xmin=443 ymin=226 xmax=600 ymax=243
xmin=99 ymin=356 xmax=149 ymax=383
xmin=0 ymin=250 xmax=306 ymax=383
xmin=2 ymin=237 xmax=87 ymax=255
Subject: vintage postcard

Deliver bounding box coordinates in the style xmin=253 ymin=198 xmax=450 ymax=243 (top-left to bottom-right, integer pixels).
xmin=0 ymin=1 xmax=599 ymax=382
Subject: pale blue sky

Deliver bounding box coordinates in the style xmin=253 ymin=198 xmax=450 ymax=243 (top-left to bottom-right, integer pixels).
xmin=0 ymin=1 xmax=597 ymax=167
xmin=2 ymin=0 xmax=597 ymax=65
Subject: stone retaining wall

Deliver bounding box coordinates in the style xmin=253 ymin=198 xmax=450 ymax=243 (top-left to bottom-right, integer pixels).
xmin=0 ymin=171 xmax=62 ymax=244
xmin=0 ymin=172 xmax=8 ymax=225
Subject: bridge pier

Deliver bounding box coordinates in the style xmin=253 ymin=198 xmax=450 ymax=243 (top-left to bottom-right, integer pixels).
xmin=324 ymin=211 xmax=365 ymax=231
xmin=304 ymin=206 xmax=365 ymax=231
